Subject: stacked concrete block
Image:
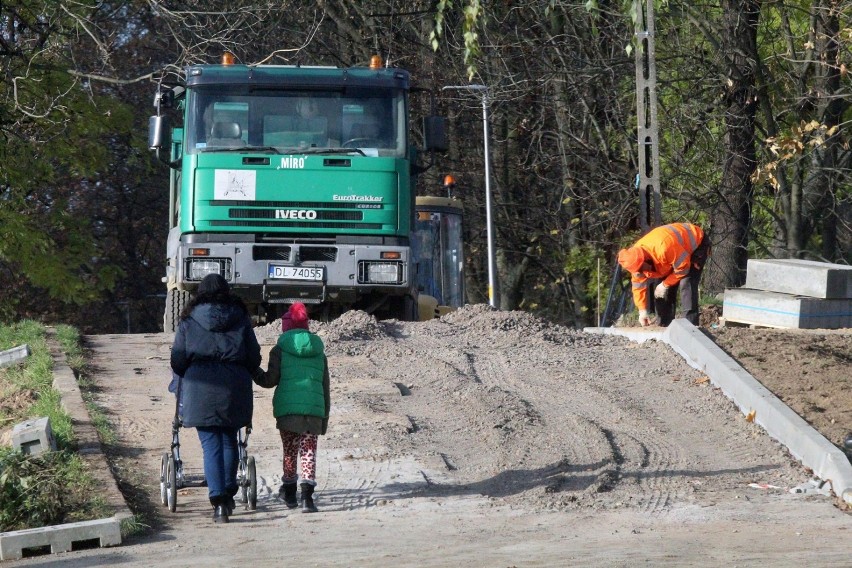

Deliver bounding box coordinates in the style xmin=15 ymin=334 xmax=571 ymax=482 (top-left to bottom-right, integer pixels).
xmin=745 ymin=259 xmax=852 ymax=298
xmin=723 ymin=259 xmax=852 ymax=329
xmin=11 ymin=417 xmax=57 ymax=456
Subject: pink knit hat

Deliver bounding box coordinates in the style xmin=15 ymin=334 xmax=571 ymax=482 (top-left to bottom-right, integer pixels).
xmin=282 ymin=302 xmax=309 ymax=331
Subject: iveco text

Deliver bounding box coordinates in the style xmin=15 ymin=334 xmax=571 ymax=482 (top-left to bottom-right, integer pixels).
xmin=275 ymin=210 xmax=317 ymax=219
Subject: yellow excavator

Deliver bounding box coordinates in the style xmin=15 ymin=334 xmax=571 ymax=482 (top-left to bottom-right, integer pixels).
xmin=413 ymin=175 xmax=466 ymax=319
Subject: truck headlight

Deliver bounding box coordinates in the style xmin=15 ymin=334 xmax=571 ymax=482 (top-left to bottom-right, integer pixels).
xmin=185 ymin=258 xmax=232 ymax=281
xmin=358 ymin=261 xmax=404 ymax=284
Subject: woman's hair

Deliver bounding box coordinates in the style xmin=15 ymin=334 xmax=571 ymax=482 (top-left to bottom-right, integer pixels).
xmin=179 ymin=289 xmax=247 ymax=320
xmin=179 ymin=274 xmax=247 ymax=320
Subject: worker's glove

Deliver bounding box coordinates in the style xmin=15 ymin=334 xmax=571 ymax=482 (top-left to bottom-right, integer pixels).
xmin=654 ymin=282 xmax=669 ymax=299
xmin=638 ymin=310 xmax=652 ymax=327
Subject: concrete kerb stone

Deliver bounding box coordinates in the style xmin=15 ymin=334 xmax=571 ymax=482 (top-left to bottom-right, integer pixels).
xmin=0 ymin=518 xmax=121 ymax=561
xmin=0 ymin=331 xmax=133 ymax=561
xmin=584 ymin=321 xmax=852 ymax=506
xmin=663 ymin=320 xmax=852 ymax=505
xmin=47 ymin=331 xmax=133 ymax=520
xmin=581 ymin=326 xmax=664 ymax=344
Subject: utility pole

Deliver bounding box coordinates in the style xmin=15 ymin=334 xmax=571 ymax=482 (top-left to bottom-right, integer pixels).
xmin=603 ymin=0 xmax=664 ymax=327
xmin=634 ymin=0 xmax=662 ymax=232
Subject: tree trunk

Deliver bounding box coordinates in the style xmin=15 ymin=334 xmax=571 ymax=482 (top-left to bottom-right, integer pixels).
xmin=704 ymin=0 xmax=761 ymax=293
xmin=801 ymin=1 xmax=846 ymax=261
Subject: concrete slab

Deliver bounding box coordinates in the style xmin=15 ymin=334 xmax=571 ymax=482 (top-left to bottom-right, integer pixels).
xmin=584 ymin=320 xmax=852 ymax=506
xmin=723 ymin=288 xmax=852 ymax=329
xmin=0 ymin=344 xmax=30 ymax=368
xmin=0 ymin=517 xmax=121 ymax=561
xmin=11 ymin=416 xmax=56 ymax=455
xmin=745 ymin=258 xmax=852 ymax=299
xmin=581 ymin=326 xmax=664 ymax=344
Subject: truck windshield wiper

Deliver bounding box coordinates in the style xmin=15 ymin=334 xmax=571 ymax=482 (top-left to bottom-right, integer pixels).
xmin=202 ymin=146 xmax=282 ymax=154
xmin=299 ymin=147 xmax=367 ymax=156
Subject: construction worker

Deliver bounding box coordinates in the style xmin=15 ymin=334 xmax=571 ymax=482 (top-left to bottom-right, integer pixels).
xmin=617 ymin=222 xmax=710 ymax=327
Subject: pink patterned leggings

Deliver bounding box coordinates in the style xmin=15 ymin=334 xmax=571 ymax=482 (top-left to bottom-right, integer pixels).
xmin=280 ymin=430 xmax=318 ymax=484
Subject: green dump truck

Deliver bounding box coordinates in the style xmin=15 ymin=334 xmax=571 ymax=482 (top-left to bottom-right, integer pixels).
xmin=149 ymin=55 xmax=447 ymax=331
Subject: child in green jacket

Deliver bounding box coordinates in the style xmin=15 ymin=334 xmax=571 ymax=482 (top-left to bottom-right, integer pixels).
xmin=255 ymin=302 xmax=330 ymax=513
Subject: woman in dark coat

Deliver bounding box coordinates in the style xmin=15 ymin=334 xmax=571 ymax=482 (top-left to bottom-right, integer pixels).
xmin=170 ymin=274 xmax=261 ymax=523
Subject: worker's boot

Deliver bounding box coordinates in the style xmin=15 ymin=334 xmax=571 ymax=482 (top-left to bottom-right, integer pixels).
xmin=279 ymin=482 xmax=298 ymax=509
xmin=300 ymin=482 xmax=318 ymax=513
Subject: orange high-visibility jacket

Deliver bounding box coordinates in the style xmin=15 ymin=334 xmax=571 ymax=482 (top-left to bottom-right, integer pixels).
xmin=629 ymin=223 xmax=705 ymax=311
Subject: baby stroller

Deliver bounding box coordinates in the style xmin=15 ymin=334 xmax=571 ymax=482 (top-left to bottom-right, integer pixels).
xmin=160 ymin=372 xmax=258 ymax=512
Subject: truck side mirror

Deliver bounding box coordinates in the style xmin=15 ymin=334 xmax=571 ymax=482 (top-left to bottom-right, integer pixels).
xmin=423 ymin=116 xmax=448 ymax=152
xmin=148 ymin=115 xmax=171 ymax=151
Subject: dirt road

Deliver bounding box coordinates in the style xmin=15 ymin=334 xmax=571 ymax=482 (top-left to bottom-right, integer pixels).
xmin=9 ymin=306 xmax=851 ymax=567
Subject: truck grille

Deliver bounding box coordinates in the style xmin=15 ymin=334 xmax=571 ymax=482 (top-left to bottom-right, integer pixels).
xmin=298 ymin=247 xmax=337 ymax=262
xmin=253 ymin=246 xmax=292 ymax=261
xmin=210 ymin=220 xmax=381 ymax=229
xmin=228 ymin=209 xmax=363 ymax=221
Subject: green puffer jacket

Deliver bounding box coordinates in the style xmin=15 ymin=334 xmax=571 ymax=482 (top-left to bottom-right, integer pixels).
xmin=255 ymin=328 xmax=330 ymax=435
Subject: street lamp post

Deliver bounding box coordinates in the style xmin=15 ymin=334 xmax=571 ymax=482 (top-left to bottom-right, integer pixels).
xmin=442 ymin=84 xmax=498 ymax=308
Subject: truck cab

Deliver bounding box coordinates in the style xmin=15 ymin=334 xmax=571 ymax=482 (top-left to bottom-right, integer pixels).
xmin=150 ymin=55 xmax=446 ymax=330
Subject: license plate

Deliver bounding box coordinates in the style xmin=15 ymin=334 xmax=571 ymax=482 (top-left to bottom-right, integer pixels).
xmin=267 ymin=265 xmax=324 ymax=281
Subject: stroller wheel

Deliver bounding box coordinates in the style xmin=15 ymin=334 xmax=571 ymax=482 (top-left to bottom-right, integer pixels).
xmin=247 ymin=456 xmax=257 ymax=510
xmin=167 ymin=454 xmax=178 ymax=512
xmin=239 ymin=461 xmax=248 ymax=505
xmin=160 ymin=453 xmax=169 ymax=506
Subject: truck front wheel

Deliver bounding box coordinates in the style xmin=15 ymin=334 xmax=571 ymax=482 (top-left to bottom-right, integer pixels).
xmin=384 ymin=294 xmax=418 ymax=322
xmin=164 ymin=289 xmax=191 ymax=332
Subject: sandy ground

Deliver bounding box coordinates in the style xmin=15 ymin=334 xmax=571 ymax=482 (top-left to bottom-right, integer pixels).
xmin=5 ymin=305 xmax=851 ymax=567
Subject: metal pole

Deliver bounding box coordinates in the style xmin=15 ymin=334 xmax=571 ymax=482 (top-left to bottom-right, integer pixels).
xmin=480 ymin=92 xmax=497 ymax=308
xmin=442 ymin=84 xmax=498 ymax=308
xmin=597 ymin=257 xmax=601 ymax=326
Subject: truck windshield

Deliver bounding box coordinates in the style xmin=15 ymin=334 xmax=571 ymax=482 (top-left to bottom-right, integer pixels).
xmin=185 ymin=87 xmax=406 ymax=158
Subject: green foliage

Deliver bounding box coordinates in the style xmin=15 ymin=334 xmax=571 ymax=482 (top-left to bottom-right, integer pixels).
xmin=0 ymin=320 xmax=51 ymax=391
xmin=0 ymin=321 xmax=73 ymax=447
xmin=431 ymin=0 xmax=484 ymax=80
xmin=55 ymin=325 xmax=85 ymax=370
xmin=0 ymin=3 xmax=132 ymax=319
xmin=701 ymin=293 xmax=723 ymax=306
xmin=120 ymin=514 xmax=149 ymax=539
xmin=0 ymin=320 xmax=43 ymax=352
xmin=0 ymin=208 xmax=103 ymax=315
xmin=563 ymin=245 xmax=607 ymax=304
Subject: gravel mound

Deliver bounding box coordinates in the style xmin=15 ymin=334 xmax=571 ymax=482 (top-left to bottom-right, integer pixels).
xmin=253 ymin=309 xmax=388 ymax=346
xmin=429 ymin=303 xmax=607 ymax=347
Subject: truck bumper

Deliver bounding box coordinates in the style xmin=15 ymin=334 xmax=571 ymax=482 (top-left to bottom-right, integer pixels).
xmin=172 ymin=234 xmax=412 ymax=305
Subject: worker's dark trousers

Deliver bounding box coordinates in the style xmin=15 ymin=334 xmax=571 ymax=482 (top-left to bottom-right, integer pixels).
xmin=655 ymin=237 xmax=710 ymax=326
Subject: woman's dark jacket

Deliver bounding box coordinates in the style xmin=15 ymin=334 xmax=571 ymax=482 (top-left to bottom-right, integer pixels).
xmin=170 ymin=302 xmax=262 ymax=429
